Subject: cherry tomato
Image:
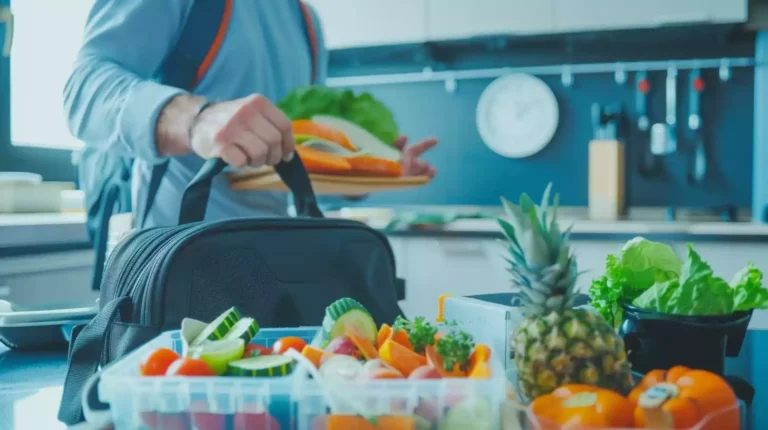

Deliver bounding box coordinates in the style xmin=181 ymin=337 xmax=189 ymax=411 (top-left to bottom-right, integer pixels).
xmin=272 ymin=336 xmax=307 ymax=355
xmin=244 ymin=344 xmax=272 ymax=358
xmin=140 ymin=347 xmax=180 ymax=376
xmin=165 ymin=358 xmax=216 ymax=376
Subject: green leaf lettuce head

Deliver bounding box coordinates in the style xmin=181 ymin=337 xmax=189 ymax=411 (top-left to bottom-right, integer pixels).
xmin=588 ymin=237 xmax=683 ymax=328
xmin=632 ymin=245 xmax=768 ymax=316
xmin=277 ymin=86 xmax=399 ymax=144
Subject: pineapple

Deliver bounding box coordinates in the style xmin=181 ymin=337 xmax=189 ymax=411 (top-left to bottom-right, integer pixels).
xmin=498 ymin=183 xmax=633 ymax=400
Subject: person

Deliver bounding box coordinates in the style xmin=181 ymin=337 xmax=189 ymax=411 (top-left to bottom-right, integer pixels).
xmin=63 ymin=0 xmax=437 ymax=228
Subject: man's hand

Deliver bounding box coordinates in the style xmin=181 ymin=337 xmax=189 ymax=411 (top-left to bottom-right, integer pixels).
xmin=191 ymin=94 xmax=296 ymax=168
xmin=156 ymin=94 xmax=295 ymax=169
xmin=394 ymin=136 xmax=437 ymax=178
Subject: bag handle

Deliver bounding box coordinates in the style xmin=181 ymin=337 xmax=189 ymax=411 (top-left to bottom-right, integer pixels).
xmin=178 ymin=153 xmax=323 ymax=225
xmin=58 ymin=296 xmax=132 ymax=426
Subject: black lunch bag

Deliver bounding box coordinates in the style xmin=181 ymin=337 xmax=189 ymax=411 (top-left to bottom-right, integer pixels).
xmin=58 ymin=156 xmax=406 ymax=425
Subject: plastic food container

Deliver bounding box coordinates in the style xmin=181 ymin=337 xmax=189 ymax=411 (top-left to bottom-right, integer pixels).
xmin=98 ymin=327 xmax=319 ymax=430
xmin=294 ymin=332 xmax=510 ymax=429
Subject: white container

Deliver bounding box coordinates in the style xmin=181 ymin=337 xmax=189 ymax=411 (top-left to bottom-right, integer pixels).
xmin=98 ymin=327 xmax=319 ymax=430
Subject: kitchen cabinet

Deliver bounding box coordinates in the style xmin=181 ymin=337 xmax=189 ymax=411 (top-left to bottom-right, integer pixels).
xmin=393 ymin=237 xmax=509 ymax=320
xmin=554 ymin=0 xmax=749 ymax=33
xmin=0 ymin=250 xmax=96 ymax=309
xmin=671 ymin=241 xmax=768 ymax=280
xmin=304 ymin=0 xmax=428 ymax=49
xmin=427 ymin=0 xmax=555 ymax=41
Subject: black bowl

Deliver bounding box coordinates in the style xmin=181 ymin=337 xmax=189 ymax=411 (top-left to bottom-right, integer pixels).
xmin=618 ymin=303 xmax=752 ymax=376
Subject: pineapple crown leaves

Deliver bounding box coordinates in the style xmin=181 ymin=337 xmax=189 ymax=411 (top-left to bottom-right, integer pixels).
xmin=496 ymin=183 xmax=574 ymax=271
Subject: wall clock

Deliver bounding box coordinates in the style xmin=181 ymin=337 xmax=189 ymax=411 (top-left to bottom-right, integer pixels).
xmin=476 ymin=73 xmax=559 ymax=158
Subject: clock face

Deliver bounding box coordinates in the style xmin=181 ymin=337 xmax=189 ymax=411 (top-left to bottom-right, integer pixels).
xmin=476 ymin=73 xmax=559 ymax=158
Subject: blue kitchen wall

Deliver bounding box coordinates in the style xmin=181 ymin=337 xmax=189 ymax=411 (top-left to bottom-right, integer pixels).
xmin=330 ymin=27 xmax=756 ymax=209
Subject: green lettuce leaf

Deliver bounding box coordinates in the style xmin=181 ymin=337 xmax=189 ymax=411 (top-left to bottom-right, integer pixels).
xmin=632 ymin=280 xmax=680 ymax=313
xmin=588 ymin=237 xmax=682 ymax=328
xmin=730 ymin=263 xmax=768 ymax=312
xmin=277 ymin=86 xmax=399 ymax=145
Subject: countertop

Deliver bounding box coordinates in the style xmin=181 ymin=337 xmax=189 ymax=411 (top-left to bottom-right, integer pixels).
xmin=2 ymin=207 xmax=768 ymax=252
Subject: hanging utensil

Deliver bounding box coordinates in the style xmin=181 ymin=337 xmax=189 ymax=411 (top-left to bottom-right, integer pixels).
xmin=688 ymin=69 xmax=707 ymax=184
xmin=636 ymin=71 xmax=660 ymax=177
xmin=650 ymin=67 xmax=678 ymax=156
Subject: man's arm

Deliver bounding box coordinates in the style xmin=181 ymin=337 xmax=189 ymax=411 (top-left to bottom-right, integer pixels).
xmin=63 ymin=0 xmax=196 ymax=163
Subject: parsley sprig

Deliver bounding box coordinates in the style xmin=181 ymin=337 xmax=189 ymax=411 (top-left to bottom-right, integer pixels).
xmin=392 ymin=315 xmax=438 ymax=353
xmin=436 ymin=330 xmax=475 ymax=371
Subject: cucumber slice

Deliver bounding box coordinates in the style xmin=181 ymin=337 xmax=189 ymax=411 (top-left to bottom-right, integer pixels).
xmin=326 ymin=298 xmax=367 ymax=321
xmin=227 ymin=355 xmax=295 ymax=377
xmin=190 ymin=306 xmax=242 ymax=347
xmin=188 ymin=338 xmax=245 ymax=375
xmin=322 ymin=309 xmax=377 ymax=345
xmin=223 ymin=317 xmax=260 ymax=343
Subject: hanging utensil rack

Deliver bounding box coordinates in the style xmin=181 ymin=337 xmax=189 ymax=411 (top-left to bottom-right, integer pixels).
xmin=325 ymin=57 xmax=756 ymax=89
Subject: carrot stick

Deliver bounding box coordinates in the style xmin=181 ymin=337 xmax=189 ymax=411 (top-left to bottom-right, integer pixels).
xmin=295 ymin=145 xmax=351 ymax=174
xmin=301 ymin=345 xmax=330 ymax=369
xmin=343 ymin=156 xmax=403 ymax=177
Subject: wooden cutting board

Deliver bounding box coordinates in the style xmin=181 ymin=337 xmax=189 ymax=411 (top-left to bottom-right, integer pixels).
xmin=228 ymin=167 xmax=430 ymax=195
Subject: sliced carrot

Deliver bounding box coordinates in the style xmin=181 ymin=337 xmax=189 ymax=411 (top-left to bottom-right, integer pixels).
xmin=346 ymin=325 xmax=379 ymax=360
xmin=425 ymin=345 xmax=463 ymax=377
xmin=326 ymin=415 xmax=376 ymax=430
xmin=373 ymin=416 xmax=416 ymax=430
xmin=292 ymin=119 xmax=356 ymax=151
xmin=379 ymin=339 xmax=426 ymax=377
xmin=389 ymin=328 xmax=412 ymax=350
xmin=468 ymin=360 xmax=492 ymax=379
xmin=377 ymin=324 xmax=392 ymax=349
xmin=325 ymin=415 xmax=415 ymax=430
xmin=301 ymin=345 xmax=330 ymax=369
xmin=343 ymin=156 xmax=403 ymax=177
xmin=295 ymin=145 xmax=352 ymax=174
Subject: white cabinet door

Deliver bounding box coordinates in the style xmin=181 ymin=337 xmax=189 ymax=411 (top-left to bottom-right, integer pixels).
xmin=305 ymin=0 xmax=428 ymax=49
xmin=554 ymin=0 xmax=748 ymax=33
xmin=428 ymin=0 xmax=555 ymax=41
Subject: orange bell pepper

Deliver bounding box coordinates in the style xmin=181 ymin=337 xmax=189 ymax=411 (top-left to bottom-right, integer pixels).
xmin=629 ymin=366 xmax=739 ymax=430
xmin=345 ymin=325 xmax=379 ymax=360
xmin=530 ymin=384 xmax=634 ymax=429
xmin=468 ymin=344 xmax=491 ymax=375
xmin=378 ymin=339 xmax=426 ymax=377
xmin=376 ymin=324 xmax=392 ymax=349
xmin=388 ymin=328 xmax=412 ymax=350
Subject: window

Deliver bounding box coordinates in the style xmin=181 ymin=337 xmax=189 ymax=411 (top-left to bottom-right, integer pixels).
xmin=10 ymin=0 xmax=93 ymax=150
